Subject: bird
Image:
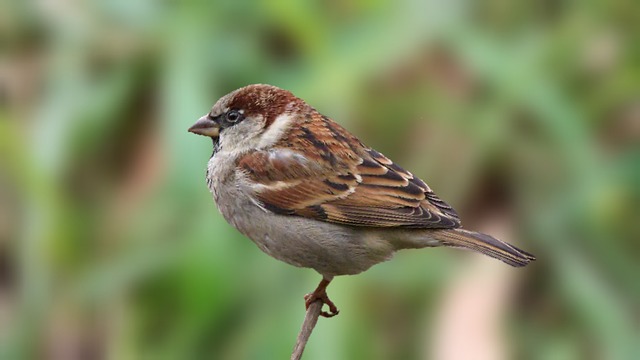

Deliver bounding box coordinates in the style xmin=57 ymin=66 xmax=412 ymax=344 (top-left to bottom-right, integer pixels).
xmin=188 ymin=84 xmax=535 ymax=317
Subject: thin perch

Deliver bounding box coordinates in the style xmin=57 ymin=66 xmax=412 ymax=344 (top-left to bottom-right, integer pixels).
xmin=291 ymin=300 xmax=323 ymax=360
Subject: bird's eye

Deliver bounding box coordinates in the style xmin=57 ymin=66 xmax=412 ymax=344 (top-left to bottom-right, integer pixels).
xmin=226 ymin=110 xmax=241 ymax=123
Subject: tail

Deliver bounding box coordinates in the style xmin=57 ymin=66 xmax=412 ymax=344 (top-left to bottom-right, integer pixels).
xmin=435 ymin=229 xmax=536 ymax=267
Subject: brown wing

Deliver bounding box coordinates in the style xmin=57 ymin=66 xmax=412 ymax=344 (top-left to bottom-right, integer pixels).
xmin=237 ymin=114 xmax=461 ymax=229
xmin=323 ymin=149 xmax=460 ymax=228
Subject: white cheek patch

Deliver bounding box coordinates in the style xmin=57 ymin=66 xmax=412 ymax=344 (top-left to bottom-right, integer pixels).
xmin=218 ymin=115 xmax=265 ymax=154
xmin=258 ymin=113 xmax=294 ymax=149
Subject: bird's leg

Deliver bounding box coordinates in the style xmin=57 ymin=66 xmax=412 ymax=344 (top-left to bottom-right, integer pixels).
xmin=304 ymin=277 xmax=339 ymax=318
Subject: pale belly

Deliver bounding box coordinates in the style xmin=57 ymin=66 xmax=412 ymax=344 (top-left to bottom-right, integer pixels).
xmin=211 ymin=181 xmax=397 ymax=277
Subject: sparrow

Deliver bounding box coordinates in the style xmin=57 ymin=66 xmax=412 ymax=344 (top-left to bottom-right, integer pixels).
xmin=189 ymin=84 xmax=535 ymax=317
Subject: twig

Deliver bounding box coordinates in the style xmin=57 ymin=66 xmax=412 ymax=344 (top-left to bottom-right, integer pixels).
xmin=291 ymin=300 xmax=323 ymax=360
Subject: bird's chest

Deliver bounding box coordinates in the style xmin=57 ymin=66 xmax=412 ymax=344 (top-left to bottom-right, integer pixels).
xmin=206 ymin=153 xmax=256 ymax=226
xmin=206 ymin=153 xmax=287 ymax=262
xmin=206 ymin=152 xmax=237 ymax=200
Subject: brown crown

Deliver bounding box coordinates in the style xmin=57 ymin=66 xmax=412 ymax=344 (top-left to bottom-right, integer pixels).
xmin=227 ymin=84 xmax=305 ymax=126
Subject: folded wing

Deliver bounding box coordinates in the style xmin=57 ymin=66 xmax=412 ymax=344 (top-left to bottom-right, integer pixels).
xmin=237 ymin=114 xmax=461 ymax=229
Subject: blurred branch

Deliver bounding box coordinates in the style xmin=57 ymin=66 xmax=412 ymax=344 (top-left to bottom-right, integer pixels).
xmin=291 ymin=300 xmax=322 ymax=360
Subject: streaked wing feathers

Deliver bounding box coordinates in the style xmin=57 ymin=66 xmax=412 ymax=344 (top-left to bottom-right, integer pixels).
xmin=237 ymin=114 xmax=461 ymax=229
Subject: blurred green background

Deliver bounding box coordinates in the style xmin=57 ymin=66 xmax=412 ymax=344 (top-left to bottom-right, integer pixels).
xmin=1 ymin=0 xmax=639 ymax=359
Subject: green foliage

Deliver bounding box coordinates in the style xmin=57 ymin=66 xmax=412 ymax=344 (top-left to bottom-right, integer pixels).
xmin=1 ymin=0 xmax=638 ymax=359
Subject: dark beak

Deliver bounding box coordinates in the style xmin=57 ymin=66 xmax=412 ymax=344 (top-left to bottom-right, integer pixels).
xmin=188 ymin=115 xmax=220 ymax=137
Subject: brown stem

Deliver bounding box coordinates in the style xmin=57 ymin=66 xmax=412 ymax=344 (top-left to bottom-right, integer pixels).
xmin=290 ymin=299 xmax=323 ymax=360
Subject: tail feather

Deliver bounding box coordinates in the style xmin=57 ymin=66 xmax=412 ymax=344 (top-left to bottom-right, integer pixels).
xmin=436 ymin=229 xmax=536 ymax=267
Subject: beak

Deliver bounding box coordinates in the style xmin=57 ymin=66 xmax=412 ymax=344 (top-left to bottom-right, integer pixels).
xmin=188 ymin=115 xmax=220 ymax=137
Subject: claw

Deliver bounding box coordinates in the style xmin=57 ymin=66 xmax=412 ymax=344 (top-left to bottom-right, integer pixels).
xmin=304 ymin=278 xmax=339 ymax=318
